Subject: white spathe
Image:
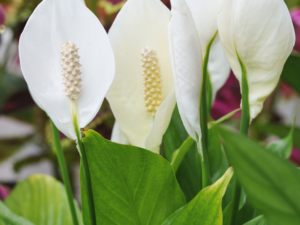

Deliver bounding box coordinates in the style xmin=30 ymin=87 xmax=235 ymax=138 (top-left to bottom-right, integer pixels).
xmin=168 ymin=0 xmax=202 ymax=143
xmin=107 ymin=0 xmax=175 ymax=153
xmin=111 ymin=121 xmax=129 ymax=145
xmin=217 ymin=0 xmax=295 ymax=120
xmin=19 ymin=0 xmax=115 ymax=139
xmin=208 ymin=36 xmax=231 ymax=101
xmin=186 ymin=0 xmax=230 ymax=102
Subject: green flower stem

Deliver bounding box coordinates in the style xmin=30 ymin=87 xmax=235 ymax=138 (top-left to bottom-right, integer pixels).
xmin=200 ymin=32 xmax=218 ymax=188
xmin=230 ymin=54 xmax=250 ymax=225
xmin=50 ymin=120 xmax=79 ymax=225
xmin=71 ymin=101 xmax=97 ymax=225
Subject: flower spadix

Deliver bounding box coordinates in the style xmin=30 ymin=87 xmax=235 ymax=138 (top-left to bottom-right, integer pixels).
xmin=107 ymin=0 xmax=175 ymax=153
xmin=168 ymin=0 xmax=202 ymax=144
xmin=217 ymin=0 xmax=295 ymax=120
xmin=19 ymin=0 xmax=115 ymax=139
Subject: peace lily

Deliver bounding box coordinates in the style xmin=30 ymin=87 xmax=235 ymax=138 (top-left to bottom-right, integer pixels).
xmin=19 ymin=0 xmax=115 ymax=140
xmin=186 ymin=0 xmax=230 ymax=102
xmin=106 ymin=0 xmax=175 ymax=153
xmin=168 ymin=0 xmax=202 ymax=147
xmin=111 ymin=121 xmax=129 ymax=145
xmin=217 ymin=0 xmax=295 ymax=120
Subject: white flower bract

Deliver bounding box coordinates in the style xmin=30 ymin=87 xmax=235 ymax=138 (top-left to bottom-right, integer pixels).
xmin=19 ymin=0 xmax=115 ymax=139
xmin=107 ymin=0 xmax=175 ymax=153
xmin=217 ymin=0 xmax=295 ymax=120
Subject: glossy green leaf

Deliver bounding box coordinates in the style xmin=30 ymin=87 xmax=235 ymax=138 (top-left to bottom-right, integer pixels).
xmin=208 ymin=108 xmax=241 ymax=129
xmin=243 ymin=215 xmax=267 ymax=225
xmin=218 ymin=126 xmax=300 ymax=225
xmin=237 ymin=201 xmax=256 ymax=225
xmin=0 ymin=201 xmax=34 ymax=225
xmin=81 ymin=130 xmax=186 ymax=225
xmin=252 ymin=123 xmax=300 ymax=149
xmin=4 ymin=174 xmax=82 ymax=225
xmin=161 ymin=168 xmax=233 ymax=225
xmin=171 ymin=136 xmax=195 ymax=172
xmin=208 ymin=126 xmax=229 ymax=183
xmin=281 ymin=54 xmax=300 ymax=95
xmin=163 ymin=106 xmax=202 ymax=202
xmin=223 ymin=200 xmax=256 ymax=225
xmin=222 ymin=191 xmax=248 ymax=225
xmin=265 ymin=120 xmax=295 ymax=159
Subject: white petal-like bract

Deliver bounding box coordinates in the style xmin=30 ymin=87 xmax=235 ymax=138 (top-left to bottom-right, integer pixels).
xmin=217 ymin=0 xmax=295 ymax=119
xmin=186 ymin=0 xmax=230 ymax=103
xmin=111 ymin=122 xmax=129 ymax=145
xmin=169 ymin=0 xmax=202 ymax=143
xmin=19 ymin=0 xmax=115 ymax=139
xmin=107 ymin=0 xmax=175 ymax=153
xmin=208 ymin=36 xmax=231 ymax=101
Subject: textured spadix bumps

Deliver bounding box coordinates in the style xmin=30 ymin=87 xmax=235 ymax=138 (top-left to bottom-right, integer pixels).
xmin=141 ymin=47 xmax=163 ymax=116
xmin=61 ymin=41 xmax=82 ymax=101
xmin=217 ymin=0 xmax=295 ymax=120
xmin=19 ymin=0 xmax=115 ymax=139
xmin=107 ymin=0 xmax=175 ymax=153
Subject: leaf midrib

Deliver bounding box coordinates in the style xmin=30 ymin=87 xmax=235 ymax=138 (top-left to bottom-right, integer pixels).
xmin=103 ymin=147 xmax=141 ymax=225
xmin=233 ymin=139 xmax=300 ymax=215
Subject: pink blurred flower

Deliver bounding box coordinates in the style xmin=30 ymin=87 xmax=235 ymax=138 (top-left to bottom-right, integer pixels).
xmin=211 ymin=72 xmax=241 ymax=120
xmin=290 ymin=148 xmax=300 ymax=166
xmin=0 ymin=184 xmax=9 ymax=200
xmin=290 ymin=8 xmax=300 ymax=52
xmin=0 ymin=5 xmax=5 ymax=27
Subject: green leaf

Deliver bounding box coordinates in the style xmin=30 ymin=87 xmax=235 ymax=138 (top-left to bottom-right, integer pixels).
xmin=243 ymin=216 xmax=267 ymax=225
xmin=222 ymin=191 xmax=248 ymax=225
xmin=284 ymin=0 xmax=300 ymax=8
xmin=163 ymin=106 xmax=202 ymax=202
xmin=208 ymin=108 xmax=241 ymax=129
xmin=281 ymin=54 xmax=300 ymax=95
xmin=252 ymin=123 xmax=300 ymax=149
xmin=237 ymin=201 xmax=256 ymax=225
xmin=161 ymin=168 xmax=233 ymax=225
xmin=4 ymin=174 xmax=82 ymax=225
xmin=0 ymin=201 xmax=34 ymax=225
xmin=265 ymin=119 xmax=295 ymax=159
xmin=81 ymin=130 xmax=186 ymax=225
xmin=218 ymin=126 xmax=300 ymax=225
xmin=208 ymin=126 xmax=229 ymax=183
xmin=171 ymin=136 xmax=195 ymax=172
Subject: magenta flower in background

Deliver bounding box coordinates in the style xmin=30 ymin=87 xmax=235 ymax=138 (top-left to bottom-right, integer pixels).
xmin=0 ymin=4 xmax=5 ymax=27
xmin=291 ymin=8 xmax=300 ymax=52
xmin=211 ymin=72 xmax=241 ymax=120
xmin=290 ymin=148 xmax=300 ymax=166
xmin=0 ymin=184 xmax=9 ymax=201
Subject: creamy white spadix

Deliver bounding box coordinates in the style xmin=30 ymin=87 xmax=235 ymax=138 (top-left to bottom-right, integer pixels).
xmin=217 ymin=0 xmax=295 ymax=120
xmin=107 ymin=0 xmax=175 ymax=153
xmin=19 ymin=0 xmax=115 ymax=139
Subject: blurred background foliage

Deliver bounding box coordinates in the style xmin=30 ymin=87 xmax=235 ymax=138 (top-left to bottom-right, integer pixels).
xmin=0 ymin=0 xmax=299 ymax=206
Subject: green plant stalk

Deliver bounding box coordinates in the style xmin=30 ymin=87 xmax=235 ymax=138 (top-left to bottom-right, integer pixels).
xmin=71 ymin=101 xmax=97 ymax=225
xmin=230 ymin=53 xmax=250 ymax=225
xmin=171 ymin=136 xmax=194 ymax=172
xmin=200 ymin=31 xmax=218 ymax=188
xmin=50 ymin=120 xmax=79 ymax=225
